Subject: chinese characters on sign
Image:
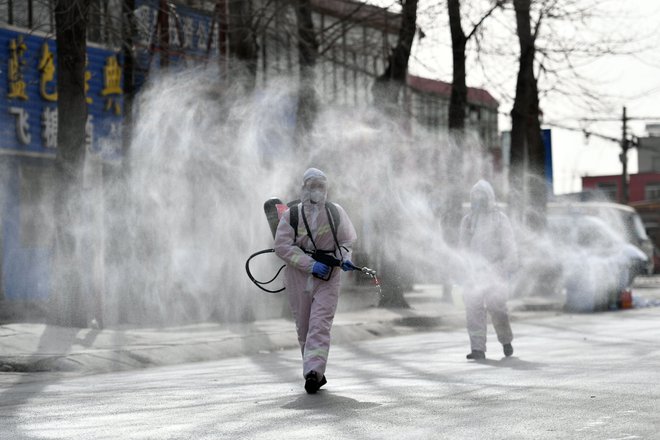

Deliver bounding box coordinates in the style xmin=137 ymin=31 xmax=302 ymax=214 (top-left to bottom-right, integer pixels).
xmin=8 ymin=36 xmax=28 ymax=100
xmin=9 ymin=107 xmax=30 ymax=144
xmin=101 ymin=56 xmax=123 ymax=115
xmin=41 ymin=106 xmax=57 ymax=148
xmin=38 ymin=43 xmax=57 ymax=102
xmin=1 ymin=28 xmax=124 ymax=157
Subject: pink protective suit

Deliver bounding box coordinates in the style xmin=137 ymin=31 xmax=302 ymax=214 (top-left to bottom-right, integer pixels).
xmin=274 ymin=169 xmax=357 ymax=379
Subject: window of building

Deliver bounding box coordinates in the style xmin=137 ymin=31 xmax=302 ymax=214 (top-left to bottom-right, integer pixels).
xmin=467 ymin=106 xmax=480 ymax=123
xmin=652 ymin=157 xmax=660 ymax=172
xmin=596 ymin=182 xmax=618 ymax=200
xmin=645 ymin=182 xmax=660 ymax=200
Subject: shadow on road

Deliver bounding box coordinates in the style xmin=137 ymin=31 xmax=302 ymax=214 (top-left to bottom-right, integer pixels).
xmin=281 ymin=391 xmax=381 ymax=411
xmin=0 ymin=324 xmax=91 ymax=440
xmin=474 ymin=356 xmax=545 ymax=370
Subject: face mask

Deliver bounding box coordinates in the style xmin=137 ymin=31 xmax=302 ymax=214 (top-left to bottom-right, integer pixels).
xmin=472 ymin=195 xmax=487 ymax=212
xmin=310 ymin=189 xmax=325 ymax=204
xmin=305 ymin=178 xmax=327 ymax=204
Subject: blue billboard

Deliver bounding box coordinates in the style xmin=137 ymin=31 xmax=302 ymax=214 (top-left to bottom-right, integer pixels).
xmin=0 ymin=26 xmax=123 ymax=158
xmin=0 ymin=27 xmax=123 ymax=302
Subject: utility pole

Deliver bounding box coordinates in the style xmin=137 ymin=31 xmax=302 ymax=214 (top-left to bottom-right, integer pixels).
xmin=620 ymin=106 xmax=629 ymax=204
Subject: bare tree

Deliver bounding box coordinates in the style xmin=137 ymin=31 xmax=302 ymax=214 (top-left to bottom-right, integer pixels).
xmin=447 ymin=0 xmax=504 ymax=131
xmin=52 ymin=0 xmax=91 ymax=327
xmin=509 ymin=0 xmax=544 ymax=227
xmin=293 ymin=0 xmax=319 ymax=135
xmin=373 ymin=0 xmax=418 ymax=111
xmin=122 ymin=0 xmax=137 ymax=150
xmin=456 ymin=0 xmax=640 ymax=223
xmin=371 ymin=0 xmax=418 ymax=309
xmin=228 ymin=0 xmax=259 ymax=90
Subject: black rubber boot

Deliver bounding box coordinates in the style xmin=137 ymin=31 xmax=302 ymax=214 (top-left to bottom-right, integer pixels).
xmin=503 ymin=343 xmax=514 ymax=357
xmin=466 ymin=350 xmax=486 ymax=360
xmin=305 ymin=371 xmax=321 ymax=394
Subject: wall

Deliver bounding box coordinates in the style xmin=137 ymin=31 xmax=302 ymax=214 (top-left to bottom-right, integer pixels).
xmin=638 ymin=136 xmax=660 ymax=173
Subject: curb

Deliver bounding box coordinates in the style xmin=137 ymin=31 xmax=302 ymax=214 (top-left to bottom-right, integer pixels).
xmin=0 ymin=294 xmax=565 ymax=375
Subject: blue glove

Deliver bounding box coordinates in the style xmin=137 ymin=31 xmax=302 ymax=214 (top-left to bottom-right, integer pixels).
xmin=312 ymin=262 xmax=330 ymax=277
xmin=341 ymin=260 xmax=354 ymax=272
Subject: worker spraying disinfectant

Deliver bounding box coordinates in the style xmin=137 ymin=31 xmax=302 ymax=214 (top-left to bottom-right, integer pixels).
xmin=245 ymin=168 xmax=378 ymax=394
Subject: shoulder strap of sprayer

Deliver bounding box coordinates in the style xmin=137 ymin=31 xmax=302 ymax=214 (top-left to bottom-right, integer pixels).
xmin=290 ymin=202 xmax=340 ymax=240
xmin=290 ymin=204 xmax=299 ymax=241
xmin=325 ymin=203 xmax=345 ymax=260
xmin=293 ymin=202 xmax=343 ymax=257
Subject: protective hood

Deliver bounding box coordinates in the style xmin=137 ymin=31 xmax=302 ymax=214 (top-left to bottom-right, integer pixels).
xmin=461 ymin=179 xmax=518 ymax=276
xmin=301 ymin=167 xmax=328 ymax=205
xmin=470 ymin=179 xmax=496 ymax=213
xmin=303 ymin=168 xmax=326 ymax=183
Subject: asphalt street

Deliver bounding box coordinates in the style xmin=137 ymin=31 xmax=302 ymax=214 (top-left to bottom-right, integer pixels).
xmin=1 ymin=305 xmax=659 ymax=440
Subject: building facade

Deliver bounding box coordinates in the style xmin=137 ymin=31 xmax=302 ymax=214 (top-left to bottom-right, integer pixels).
xmin=582 ymin=173 xmax=660 ymax=204
xmin=407 ymin=74 xmax=499 ymax=148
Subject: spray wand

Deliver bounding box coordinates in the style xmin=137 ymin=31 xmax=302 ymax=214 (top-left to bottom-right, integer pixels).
xmin=344 ymin=261 xmax=377 ymax=277
xmin=343 ymin=261 xmax=381 ymax=295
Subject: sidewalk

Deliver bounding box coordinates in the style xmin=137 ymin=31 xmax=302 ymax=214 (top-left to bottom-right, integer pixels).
xmin=0 ymin=283 xmax=581 ymax=375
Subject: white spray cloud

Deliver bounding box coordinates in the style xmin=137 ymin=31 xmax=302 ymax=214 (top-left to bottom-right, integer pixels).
xmin=5 ymin=64 xmax=643 ymax=326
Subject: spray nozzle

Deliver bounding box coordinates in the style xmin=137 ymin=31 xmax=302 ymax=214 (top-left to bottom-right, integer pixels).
xmin=344 ymin=261 xmax=377 ymax=278
xmin=344 ymin=261 xmax=374 ymax=274
xmin=343 ymin=262 xmax=381 ymax=293
xmin=361 ymin=267 xmax=377 ymax=277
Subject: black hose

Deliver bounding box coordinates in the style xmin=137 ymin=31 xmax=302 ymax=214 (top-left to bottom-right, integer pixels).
xmin=245 ymin=249 xmax=286 ymax=293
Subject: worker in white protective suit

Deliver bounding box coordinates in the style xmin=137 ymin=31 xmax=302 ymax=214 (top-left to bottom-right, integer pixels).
xmin=274 ymin=168 xmax=357 ymax=394
xmin=459 ymin=180 xmax=518 ymax=360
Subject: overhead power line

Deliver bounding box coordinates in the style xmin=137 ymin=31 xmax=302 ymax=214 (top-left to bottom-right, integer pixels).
xmin=546 ymin=108 xmax=660 ymax=204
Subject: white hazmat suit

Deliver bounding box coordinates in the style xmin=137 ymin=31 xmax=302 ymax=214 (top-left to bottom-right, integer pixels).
xmin=459 ymin=180 xmax=518 ymax=358
xmin=274 ymin=168 xmax=357 ymax=391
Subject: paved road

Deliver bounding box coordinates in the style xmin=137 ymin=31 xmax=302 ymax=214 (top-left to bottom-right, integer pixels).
xmin=1 ymin=306 xmax=659 ymax=440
